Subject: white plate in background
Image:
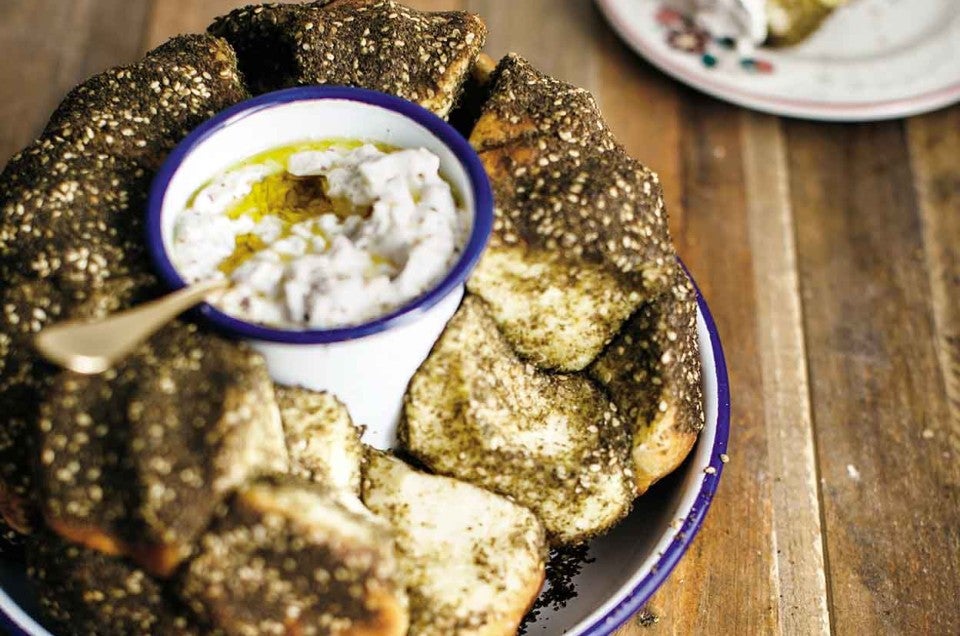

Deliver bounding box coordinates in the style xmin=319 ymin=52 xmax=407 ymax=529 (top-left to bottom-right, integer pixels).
xmin=597 ymin=0 xmax=960 ymax=121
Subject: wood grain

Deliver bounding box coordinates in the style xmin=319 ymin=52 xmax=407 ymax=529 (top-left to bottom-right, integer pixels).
xmin=627 ymin=96 xmax=780 ymax=635
xmin=786 ymin=119 xmax=960 ymax=634
xmin=143 ymin=0 xmax=310 ymax=49
xmin=467 ymin=0 xmax=601 ymax=93
xmin=741 ymin=112 xmax=830 ymax=635
xmin=908 ymin=110 xmax=960 ymax=466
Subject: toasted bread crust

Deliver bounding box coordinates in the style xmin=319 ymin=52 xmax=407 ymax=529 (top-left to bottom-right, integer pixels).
xmin=210 ymin=0 xmax=486 ymax=118
xmin=179 ymin=475 xmax=408 ymax=636
xmin=473 ymin=52 xmax=497 ymax=84
xmin=590 ymin=269 xmax=704 ymax=493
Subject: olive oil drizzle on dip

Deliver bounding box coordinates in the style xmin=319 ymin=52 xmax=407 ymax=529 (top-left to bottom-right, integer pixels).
xmin=196 ymin=140 xmax=388 ymax=275
xmin=172 ymin=139 xmax=468 ymax=330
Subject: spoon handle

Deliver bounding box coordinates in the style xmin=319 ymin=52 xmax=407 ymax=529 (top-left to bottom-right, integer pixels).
xmin=34 ymin=278 xmax=229 ymax=374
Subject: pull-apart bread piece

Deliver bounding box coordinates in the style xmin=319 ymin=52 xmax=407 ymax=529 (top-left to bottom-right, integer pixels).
xmin=276 ymin=386 xmax=363 ymax=494
xmin=467 ymin=55 xmax=677 ymax=371
xmin=36 ymin=323 xmax=289 ymax=578
xmin=468 ymin=54 xmax=617 ymax=154
xmin=405 ymin=55 xmax=704 ymax=544
xmin=362 ymin=451 xmax=545 ymax=636
xmin=589 ymin=269 xmax=705 ymax=494
xmin=209 ymin=0 xmax=486 ymax=118
xmin=0 ymin=275 xmax=151 ymax=540
xmin=401 ymin=296 xmax=634 ymax=546
xmin=40 ymin=35 xmax=249 ymax=169
xmin=27 ymin=531 xmax=204 ymax=636
xmin=0 ymin=34 xmax=248 ymax=540
xmin=0 ymin=156 xmax=152 ymax=285
xmin=179 ymin=475 xmax=408 ymax=636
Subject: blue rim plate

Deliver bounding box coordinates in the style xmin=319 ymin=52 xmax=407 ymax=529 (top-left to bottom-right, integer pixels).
xmin=573 ymin=270 xmax=730 ymax=635
xmin=0 ymin=265 xmax=729 ymax=636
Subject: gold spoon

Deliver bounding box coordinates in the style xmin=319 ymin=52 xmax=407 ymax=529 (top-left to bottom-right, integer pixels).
xmin=34 ymin=277 xmax=229 ymax=374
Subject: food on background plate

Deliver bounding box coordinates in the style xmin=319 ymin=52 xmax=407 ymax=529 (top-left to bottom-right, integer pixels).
xmin=681 ymin=0 xmax=848 ymax=49
xmin=172 ymin=141 xmax=468 ymax=329
xmin=362 ymin=451 xmax=546 ymax=635
xmin=0 ymin=0 xmax=706 ymax=634
xmin=765 ymin=0 xmax=848 ymax=45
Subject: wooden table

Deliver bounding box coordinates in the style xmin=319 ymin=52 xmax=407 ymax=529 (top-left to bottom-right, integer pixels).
xmin=1 ymin=1 xmax=958 ymax=634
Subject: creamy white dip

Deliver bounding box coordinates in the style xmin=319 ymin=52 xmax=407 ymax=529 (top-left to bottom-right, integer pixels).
xmin=172 ymin=143 xmax=468 ymax=329
xmin=675 ymin=0 xmax=768 ymax=51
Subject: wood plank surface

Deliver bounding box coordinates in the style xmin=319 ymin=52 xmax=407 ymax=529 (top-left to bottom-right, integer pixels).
xmin=467 ymin=0 xmax=601 ymax=93
xmin=644 ymin=96 xmax=779 ymax=635
xmin=0 ymin=0 xmax=149 ymax=161
xmin=786 ymin=119 xmax=960 ymax=634
xmin=741 ymin=112 xmax=830 ymax=636
xmin=908 ymin=109 xmax=960 ymax=465
xmin=143 ymin=0 xmax=312 ymax=49
xmin=1 ymin=0 xmax=959 ymax=633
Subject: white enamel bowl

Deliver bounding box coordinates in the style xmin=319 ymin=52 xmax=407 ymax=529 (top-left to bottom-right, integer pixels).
xmin=146 ymin=86 xmax=494 ymax=445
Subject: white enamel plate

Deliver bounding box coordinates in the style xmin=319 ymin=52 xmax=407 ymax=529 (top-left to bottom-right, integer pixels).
xmin=597 ymin=0 xmax=960 ymax=121
xmin=0 ymin=273 xmax=731 ymax=635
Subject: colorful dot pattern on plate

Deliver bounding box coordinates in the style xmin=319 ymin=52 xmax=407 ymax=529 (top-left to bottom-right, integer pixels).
xmin=657 ymin=6 xmax=775 ymax=74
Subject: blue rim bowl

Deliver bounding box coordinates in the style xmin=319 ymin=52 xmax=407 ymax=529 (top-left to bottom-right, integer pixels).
xmin=146 ymin=86 xmax=494 ymax=344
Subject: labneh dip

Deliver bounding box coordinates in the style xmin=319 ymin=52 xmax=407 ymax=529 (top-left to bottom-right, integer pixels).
xmin=172 ymin=141 xmax=468 ymax=329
